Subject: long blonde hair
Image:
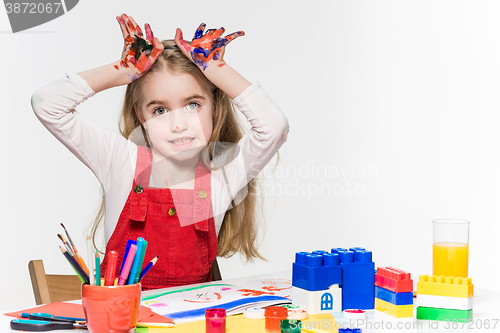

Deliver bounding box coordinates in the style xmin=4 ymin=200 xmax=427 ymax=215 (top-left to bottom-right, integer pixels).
xmin=92 ymin=40 xmax=267 ymax=261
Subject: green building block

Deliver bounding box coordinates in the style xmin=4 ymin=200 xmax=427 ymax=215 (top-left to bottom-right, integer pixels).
xmin=416 ymin=306 xmax=473 ymax=321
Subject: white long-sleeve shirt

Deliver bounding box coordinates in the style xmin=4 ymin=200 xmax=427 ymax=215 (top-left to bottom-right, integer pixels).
xmin=32 ymin=73 xmax=289 ymax=243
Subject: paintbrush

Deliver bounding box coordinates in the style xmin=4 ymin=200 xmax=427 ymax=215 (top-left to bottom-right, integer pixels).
xmin=57 ymin=234 xmax=74 ymax=255
xmin=58 ymin=234 xmax=89 ymax=276
xmin=61 ymin=223 xmax=90 ymax=276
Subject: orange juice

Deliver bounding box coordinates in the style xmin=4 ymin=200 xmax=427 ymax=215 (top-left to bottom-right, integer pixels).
xmin=433 ymin=242 xmax=469 ymax=277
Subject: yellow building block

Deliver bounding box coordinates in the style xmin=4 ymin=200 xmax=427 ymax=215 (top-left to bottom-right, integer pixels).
xmin=417 ymin=275 xmax=473 ymax=298
xmin=375 ymin=298 xmax=413 ymax=318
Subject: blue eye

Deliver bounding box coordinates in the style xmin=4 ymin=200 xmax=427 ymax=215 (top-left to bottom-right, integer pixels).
xmin=153 ymin=107 xmax=168 ymax=115
xmin=186 ymin=102 xmax=200 ymax=111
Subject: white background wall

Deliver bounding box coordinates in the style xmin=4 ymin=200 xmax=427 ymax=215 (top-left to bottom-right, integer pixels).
xmin=1 ymin=0 xmax=500 ymax=310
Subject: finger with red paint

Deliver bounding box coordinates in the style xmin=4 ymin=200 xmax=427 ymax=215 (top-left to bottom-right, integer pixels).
xmin=128 ymin=16 xmax=143 ymax=38
xmin=175 ymin=23 xmax=245 ymax=72
xmin=115 ymin=13 xmax=164 ymax=82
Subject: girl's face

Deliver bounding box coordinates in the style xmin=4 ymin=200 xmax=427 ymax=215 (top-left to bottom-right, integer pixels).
xmin=136 ymin=69 xmax=213 ymax=162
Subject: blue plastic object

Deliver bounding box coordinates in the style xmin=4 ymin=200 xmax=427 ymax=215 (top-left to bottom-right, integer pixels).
xmin=338 ymin=329 xmax=362 ymax=333
xmin=333 ymin=247 xmax=375 ymax=310
xmin=375 ymin=286 xmax=413 ymax=305
xmin=292 ymin=251 xmax=342 ymax=291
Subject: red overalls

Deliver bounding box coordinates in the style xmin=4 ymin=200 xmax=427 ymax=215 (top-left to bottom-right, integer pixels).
xmin=101 ymin=146 xmax=219 ymax=289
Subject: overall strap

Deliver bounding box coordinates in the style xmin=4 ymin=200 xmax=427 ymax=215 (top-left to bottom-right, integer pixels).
xmin=130 ymin=146 xmax=152 ymax=222
xmin=192 ymin=160 xmax=213 ymax=231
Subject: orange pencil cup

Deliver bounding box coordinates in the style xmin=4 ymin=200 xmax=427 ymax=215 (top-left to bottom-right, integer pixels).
xmin=82 ymin=283 xmax=141 ymax=333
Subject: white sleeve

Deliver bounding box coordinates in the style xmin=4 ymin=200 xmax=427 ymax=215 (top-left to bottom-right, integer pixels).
xmin=211 ymin=82 xmax=289 ymax=219
xmin=31 ymin=73 xmax=136 ymax=192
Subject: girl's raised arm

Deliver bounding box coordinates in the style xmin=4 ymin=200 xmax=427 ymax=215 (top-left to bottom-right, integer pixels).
xmin=78 ymin=14 xmax=164 ymax=93
xmin=174 ymin=24 xmax=250 ymax=99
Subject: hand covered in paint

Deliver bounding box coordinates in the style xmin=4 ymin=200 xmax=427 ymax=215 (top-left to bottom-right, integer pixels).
xmin=116 ymin=14 xmax=164 ymax=81
xmin=174 ymin=23 xmax=244 ymax=71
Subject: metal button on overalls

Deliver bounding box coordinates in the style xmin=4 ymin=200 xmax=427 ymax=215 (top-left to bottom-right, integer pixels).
xmin=198 ymin=190 xmax=207 ymax=199
xmin=134 ymin=184 xmax=143 ymax=194
xmin=168 ymin=208 xmax=176 ymax=216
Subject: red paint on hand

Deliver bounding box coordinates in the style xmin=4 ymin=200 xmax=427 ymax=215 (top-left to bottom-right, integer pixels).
xmin=117 ymin=14 xmax=165 ymax=80
xmin=177 ymin=29 xmax=191 ymax=52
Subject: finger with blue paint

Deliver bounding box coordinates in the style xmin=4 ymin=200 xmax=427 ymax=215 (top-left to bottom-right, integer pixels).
xmin=175 ymin=23 xmax=245 ymax=71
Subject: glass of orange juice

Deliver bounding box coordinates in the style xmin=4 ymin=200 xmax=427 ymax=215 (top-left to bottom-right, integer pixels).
xmin=432 ymin=219 xmax=469 ymax=277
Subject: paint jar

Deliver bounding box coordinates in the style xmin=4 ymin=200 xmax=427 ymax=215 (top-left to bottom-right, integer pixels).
xmin=265 ymin=306 xmax=288 ymax=332
xmin=205 ymin=308 xmax=226 ymax=333
xmin=82 ymin=283 xmax=141 ymax=333
xmin=432 ymin=219 xmax=469 ymax=277
xmin=280 ymin=319 xmax=302 ymax=333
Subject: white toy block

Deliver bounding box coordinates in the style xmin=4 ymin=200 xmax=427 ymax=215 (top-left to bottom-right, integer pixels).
xmin=417 ymin=294 xmax=473 ymax=310
xmin=292 ymin=284 xmax=342 ymax=314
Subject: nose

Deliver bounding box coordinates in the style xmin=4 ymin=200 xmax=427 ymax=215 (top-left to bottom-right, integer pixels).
xmin=169 ymin=108 xmax=188 ymax=132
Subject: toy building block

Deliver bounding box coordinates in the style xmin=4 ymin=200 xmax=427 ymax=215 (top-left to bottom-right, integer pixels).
xmin=417 ymin=294 xmax=473 ymax=311
xmin=292 ymin=251 xmax=342 ymax=291
xmin=292 ymin=284 xmax=342 ymax=315
xmin=333 ymin=247 xmax=375 ymax=310
xmin=375 ymin=298 xmax=413 ymax=318
xmin=416 ymin=306 xmax=473 ymax=321
xmin=338 ymin=329 xmax=362 ymax=333
xmin=375 ymin=267 xmax=413 ymax=293
xmin=375 ymin=286 xmax=413 ymax=305
xmin=417 ymin=275 xmax=473 ymax=298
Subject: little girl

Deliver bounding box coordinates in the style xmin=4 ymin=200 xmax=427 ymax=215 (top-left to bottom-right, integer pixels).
xmin=31 ymin=14 xmax=289 ymax=289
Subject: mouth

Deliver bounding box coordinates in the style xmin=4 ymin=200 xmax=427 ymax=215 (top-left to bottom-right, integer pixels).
xmin=169 ymin=137 xmax=195 ymax=146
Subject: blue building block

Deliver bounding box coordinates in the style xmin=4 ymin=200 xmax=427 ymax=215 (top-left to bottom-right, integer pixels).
xmin=334 ymin=247 xmax=375 ymax=310
xmin=292 ymin=251 xmax=342 ymax=291
xmin=375 ymin=286 xmax=413 ymax=305
xmin=339 ymin=329 xmax=362 ymax=333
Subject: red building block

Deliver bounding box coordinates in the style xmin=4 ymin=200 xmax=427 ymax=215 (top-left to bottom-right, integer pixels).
xmin=375 ymin=267 xmax=413 ymax=293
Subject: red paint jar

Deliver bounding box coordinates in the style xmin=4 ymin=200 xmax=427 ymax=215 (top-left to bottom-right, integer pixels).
xmin=265 ymin=306 xmax=288 ymax=332
xmin=82 ymin=283 xmax=141 ymax=333
xmin=205 ymin=308 xmax=226 ymax=333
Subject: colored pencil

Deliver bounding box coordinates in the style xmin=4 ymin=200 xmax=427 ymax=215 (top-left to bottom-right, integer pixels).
xmin=86 ymin=236 xmax=95 ymax=285
xmin=104 ymin=250 xmax=118 ymax=286
xmin=61 ymin=224 xmax=90 ymax=276
xmin=139 ymin=256 xmax=159 ymax=282
xmin=127 ymin=238 xmax=145 ymax=285
xmin=59 ymin=247 xmax=88 ymax=284
xmin=59 ymin=234 xmax=89 ymax=277
xmin=134 ymin=239 xmax=148 ymax=283
xmin=57 ymin=234 xmax=74 ymax=256
xmin=136 ymin=322 xmax=175 ymax=328
xmin=118 ymin=244 xmax=137 ymax=285
xmin=95 ymin=250 xmax=101 ymax=286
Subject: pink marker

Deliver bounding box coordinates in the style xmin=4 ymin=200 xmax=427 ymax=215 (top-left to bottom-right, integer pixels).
xmin=118 ymin=244 xmax=137 ymax=285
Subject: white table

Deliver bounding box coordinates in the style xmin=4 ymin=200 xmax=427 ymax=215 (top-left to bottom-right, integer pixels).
xmin=2 ymin=272 xmax=499 ymax=332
